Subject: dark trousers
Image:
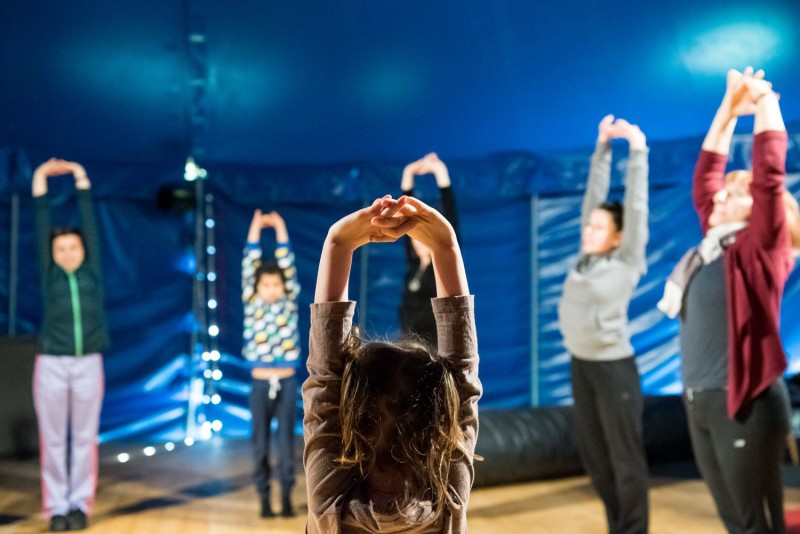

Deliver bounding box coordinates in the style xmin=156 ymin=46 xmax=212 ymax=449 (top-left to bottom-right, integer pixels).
xmin=571 ymin=356 xmax=649 ymax=534
xmin=250 ymin=374 xmax=297 ymax=497
xmin=684 ymin=381 xmax=789 ymax=534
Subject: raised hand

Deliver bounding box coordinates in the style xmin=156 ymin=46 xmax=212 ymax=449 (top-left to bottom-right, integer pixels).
xmin=742 ymin=75 xmax=775 ymax=103
xmin=372 ymin=196 xmax=455 ymax=254
xmin=724 ymin=67 xmax=770 ymax=118
xmin=316 ymin=196 xmax=418 ymax=302
xmin=33 ymin=158 xmax=72 ymax=179
xmin=744 ymin=73 xmax=784 ymax=135
xmin=329 ymin=196 xmax=418 ymax=251
xmin=374 ymin=195 xmax=467 ymax=297
xmin=32 ymin=158 xmax=90 ymax=196
xmin=612 ymin=119 xmax=647 ymax=150
xmin=597 ymin=116 xmax=646 ymax=150
xmin=261 ymin=211 xmax=288 ymax=242
xmin=260 ymin=211 xmax=285 ymax=229
xmin=63 ymin=161 xmax=90 ymax=189
xmin=597 ymin=114 xmax=616 ymax=143
xmin=402 ymin=153 xmax=451 ymax=189
xmin=419 ymin=152 xmax=451 ymax=188
xmin=249 ymin=209 xmax=290 ymax=243
xmin=401 ymin=159 xmax=424 ymax=190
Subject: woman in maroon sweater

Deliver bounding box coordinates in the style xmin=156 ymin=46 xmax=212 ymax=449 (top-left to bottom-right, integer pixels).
xmin=662 ymin=67 xmax=800 ymax=533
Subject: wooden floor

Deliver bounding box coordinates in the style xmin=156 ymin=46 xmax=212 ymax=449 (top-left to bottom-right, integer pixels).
xmin=3 ymin=438 xmax=800 ymax=533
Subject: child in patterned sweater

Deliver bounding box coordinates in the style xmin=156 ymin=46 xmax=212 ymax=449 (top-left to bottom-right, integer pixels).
xmin=242 ymin=209 xmax=300 ymax=518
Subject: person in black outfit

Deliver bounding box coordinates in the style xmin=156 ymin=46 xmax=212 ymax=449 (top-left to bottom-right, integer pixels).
xmin=399 ymin=153 xmax=460 ymax=347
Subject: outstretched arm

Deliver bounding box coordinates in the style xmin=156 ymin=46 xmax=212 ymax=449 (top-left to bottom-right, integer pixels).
xmin=242 ymin=210 xmax=263 ymax=302
xmin=315 ymin=197 xmax=417 ymax=303
xmin=748 ymin=77 xmax=785 ymax=135
xmin=694 ymin=68 xmax=766 ymax=233
xmin=582 ymin=115 xmax=615 ymax=230
xmin=420 ymin=153 xmax=460 ymax=238
xmin=32 ymin=160 xmax=65 ymax=280
xmin=746 ymin=76 xmax=788 ymax=250
xmin=401 ymin=158 xmax=425 ymax=263
xmin=614 ymin=120 xmax=649 ymax=272
xmin=262 ymin=211 xmax=300 ymax=300
xmin=66 ymin=162 xmax=102 ymax=276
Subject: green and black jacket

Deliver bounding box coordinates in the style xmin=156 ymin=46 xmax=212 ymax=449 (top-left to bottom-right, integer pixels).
xmin=35 ymin=190 xmax=109 ymax=356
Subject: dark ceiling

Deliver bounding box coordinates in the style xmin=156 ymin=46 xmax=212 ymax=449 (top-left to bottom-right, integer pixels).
xmin=2 ymin=0 xmax=798 ymax=167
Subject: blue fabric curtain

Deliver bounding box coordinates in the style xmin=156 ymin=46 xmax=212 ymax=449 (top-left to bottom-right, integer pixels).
xmin=1 ymin=126 xmax=799 ymax=442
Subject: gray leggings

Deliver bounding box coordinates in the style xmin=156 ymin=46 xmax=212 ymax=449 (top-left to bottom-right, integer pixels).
xmin=684 ymin=381 xmax=790 ymax=534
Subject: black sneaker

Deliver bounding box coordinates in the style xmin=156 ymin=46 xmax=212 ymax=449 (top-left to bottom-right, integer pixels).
xmin=67 ymin=508 xmax=88 ymax=530
xmin=49 ymin=515 xmax=69 ymax=532
xmin=281 ymin=494 xmax=295 ymax=518
xmin=260 ymin=497 xmax=275 ymax=518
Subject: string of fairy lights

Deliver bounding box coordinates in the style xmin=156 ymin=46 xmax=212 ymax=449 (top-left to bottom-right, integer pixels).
xmin=116 ymin=157 xmax=222 ymax=464
xmin=114 ymin=4 xmax=218 ymax=463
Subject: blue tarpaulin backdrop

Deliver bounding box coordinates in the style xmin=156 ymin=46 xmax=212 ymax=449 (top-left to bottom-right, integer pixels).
xmin=1 ymin=127 xmax=799 ymax=442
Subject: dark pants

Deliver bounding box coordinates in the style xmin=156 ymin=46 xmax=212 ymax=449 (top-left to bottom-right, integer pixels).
xmin=250 ymin=374 xmax=297 ymax=498
xmin=571 ymin=356 xmax=649 ymax=534
xmin=684 ymin=381 xmax=789 ymax=534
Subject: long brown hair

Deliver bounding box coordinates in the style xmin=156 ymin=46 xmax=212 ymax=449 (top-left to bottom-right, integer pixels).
xmin=337 ymin=334 xmax=468 ymax=516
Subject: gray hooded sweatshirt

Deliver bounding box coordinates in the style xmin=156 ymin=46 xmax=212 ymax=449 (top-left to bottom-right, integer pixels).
xmin=558 ymin=141 xmax=649 ymax=361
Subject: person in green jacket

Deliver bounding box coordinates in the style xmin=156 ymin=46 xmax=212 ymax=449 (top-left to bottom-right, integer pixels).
xmin=32 ymin=158 xmax=109 ymax=533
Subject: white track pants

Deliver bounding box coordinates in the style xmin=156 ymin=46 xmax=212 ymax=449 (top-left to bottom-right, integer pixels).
xmin=32 ymin=354 xmax=104 ymax=517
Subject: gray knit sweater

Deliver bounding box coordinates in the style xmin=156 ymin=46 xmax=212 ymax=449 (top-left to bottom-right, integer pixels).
xmin=558 ymin=141 xmax=649 ymax=361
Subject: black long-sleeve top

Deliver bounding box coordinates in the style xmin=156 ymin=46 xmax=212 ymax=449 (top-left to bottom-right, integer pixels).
xmin=399 ymin=186 xmax=460 ymax=346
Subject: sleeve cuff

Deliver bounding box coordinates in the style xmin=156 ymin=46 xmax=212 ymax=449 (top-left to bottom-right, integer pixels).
xmin=432 ymin=295 xmax=474 ymax=315
xmin=594 ymin=140 xmax=611 ymax=154
xmin=310 ymin=301 xmax=356 ymax=319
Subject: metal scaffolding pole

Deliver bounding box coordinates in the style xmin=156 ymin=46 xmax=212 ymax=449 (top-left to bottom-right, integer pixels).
xmin=7 ymin=194 xmax=20 ymax=335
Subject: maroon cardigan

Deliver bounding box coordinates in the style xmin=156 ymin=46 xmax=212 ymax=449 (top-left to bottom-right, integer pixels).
xmin=692 ymin=130 xmax=794 ymax=418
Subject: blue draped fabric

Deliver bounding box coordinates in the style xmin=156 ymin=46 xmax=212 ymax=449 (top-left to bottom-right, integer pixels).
xmin=1 ymin=125 xmax=799 ymax=441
